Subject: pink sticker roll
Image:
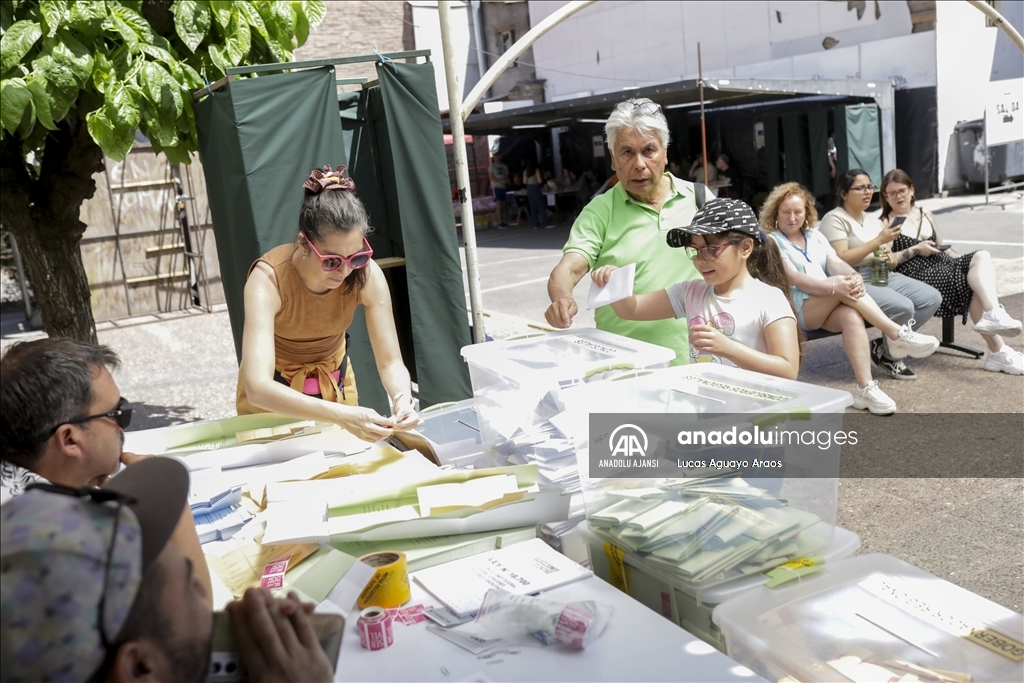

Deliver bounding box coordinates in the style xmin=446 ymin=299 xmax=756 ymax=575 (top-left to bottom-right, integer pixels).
xmin=358 ymin=606 xmax=394 ymax=651
xmin=554 ymin=603 xmax=596 ymax=648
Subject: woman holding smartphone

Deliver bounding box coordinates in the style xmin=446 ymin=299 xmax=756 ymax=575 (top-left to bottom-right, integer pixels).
xmin=880 ymin=169 xmax=1022 ymax=375
xmin=820 ymin=169 xmax=942 ymax=380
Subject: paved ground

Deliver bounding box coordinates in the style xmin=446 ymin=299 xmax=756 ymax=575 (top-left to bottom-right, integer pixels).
xmin=2 ymin=193 xmax=1021 ymax=612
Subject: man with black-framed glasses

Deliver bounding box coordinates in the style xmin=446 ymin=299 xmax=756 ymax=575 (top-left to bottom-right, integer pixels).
xmin=1 ymin=338 xmax=132 ymax=503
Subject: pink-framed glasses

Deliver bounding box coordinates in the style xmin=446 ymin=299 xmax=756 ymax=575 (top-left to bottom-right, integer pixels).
xmin=302 ymin=233 xmax=373 ymax=271
xmin=683 ymin=242 xmax=733 ymax=261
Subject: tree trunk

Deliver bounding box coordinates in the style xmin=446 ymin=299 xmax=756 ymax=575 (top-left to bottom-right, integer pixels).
xmin=0 ymin=120 xmax=106 ymax=343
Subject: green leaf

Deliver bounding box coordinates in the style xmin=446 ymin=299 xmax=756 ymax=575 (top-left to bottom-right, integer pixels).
xmin=270 ymin=1 xmax=296 ymax=51
xmin=110 ymin=12 xmax=140 ymax=53
xmin=68 ymin=0 xmax=108 ymax=36
xmin=236 ymin=1 xmax=268 ymax=41
xmin=114 ymin=4 xmax=155 ymax=42
xmin=304 ymin=0 xmax=326 ymax=29
xmin=1 ymin=2 xmax=16 ymax=33
xmin=39 ymin=0 xmax=69 ymax=38
xmin=172 ymin=0 xmax=210 ymax=53
xmin=87 ymin=105 xmax=135 ymax=159
xmin=1 ymin=77 xmax=32 ymax=133
xmin=31 ymin=52 xmax=78 ymax=121
xmin=103 ymin=79 xmax=140 ymax=130
xmin=1 ymin=20 xmax=42 ymax=75
xmin=140 ymin=60 xmax=183 ymax=117
xmin=48 ymin=32 xmax=93 ymax=87
xmin=161 ymin=142 xmax=192 ymax=165
xmin=292 ymin=2 xmax=308 ymax=48
xmin=91 ymin=49 xmax=112 ymax=93
xmin=209 ymin=12 xmax=249 ymax=71
xmin=210 ymin=0 xmax=233 ymax=30
xmin=25 ymin=72 xmax=56 ymax=130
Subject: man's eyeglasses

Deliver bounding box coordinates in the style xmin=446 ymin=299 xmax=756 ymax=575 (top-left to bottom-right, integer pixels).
xmin=851 ymin=184 xmax=877 ymax=193
xmin=49 ymin=397 xmax=132 ymax=436
xmin=303 ymin=233 xmax=373 ymax=272
xmin=684 ymin=242 xmax=733 ymax=261
xmin=620 ymin=98 xmax=662 ymax=115
xmin=24 ymin=483 xmax=138 ymax=655
xmin=885 ymin=187 xmax=910 ymax=199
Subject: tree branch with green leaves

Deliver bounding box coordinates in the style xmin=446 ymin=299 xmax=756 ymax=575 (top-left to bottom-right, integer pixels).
xmin=0 ymin=0 xmax=325 ymax=341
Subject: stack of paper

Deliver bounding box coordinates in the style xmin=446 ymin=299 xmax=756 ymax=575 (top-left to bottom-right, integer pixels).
xmin=188 ymin=467 xmax=242 ymax=515
xmin=587 ymin=478 xmax=826 ymax=583
xmin=491 ymin=417 xmax=588 ymax=539
xmin=194 ymin=504 xmax=253 ymax=544
xmin=413 ymin=538 xmax=592 ymax=617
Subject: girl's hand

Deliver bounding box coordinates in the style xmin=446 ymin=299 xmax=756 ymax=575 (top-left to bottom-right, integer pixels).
xmin=591 ymin=265 xmax=619 ymax=288
xmin=915 ymin=240 xmax=941 ymax=257
xmin=333 ymin=405 xmax=395 ymax=442
xmin=689 ymin=323 xmax=735 ymax=357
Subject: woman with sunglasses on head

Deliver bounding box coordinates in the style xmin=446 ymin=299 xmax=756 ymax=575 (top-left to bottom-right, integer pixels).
xmin=761 ymin=183 xmax=939 ymax=414
xmin=237 ymin=166 xmax=418 ymax=442
xmin=878 ymin=169 xmax=1022 ymax=375
xmin=819 ymin=169 xmax=943 ymax=381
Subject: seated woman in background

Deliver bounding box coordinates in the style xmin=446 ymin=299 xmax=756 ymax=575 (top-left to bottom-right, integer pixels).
xmin=879 ymin=169 xmax=1022 ymax=375
xmin=761 ymin=183 xmax=939 ymax=415
xmin=819 ymin=169 xmax=942 ymax=381
xmin=237 ymin=166 xmax=420 ymax=442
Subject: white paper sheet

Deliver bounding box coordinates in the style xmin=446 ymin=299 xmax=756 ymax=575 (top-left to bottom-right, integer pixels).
xmin=586 ymin=263 xmax=635 ymax=310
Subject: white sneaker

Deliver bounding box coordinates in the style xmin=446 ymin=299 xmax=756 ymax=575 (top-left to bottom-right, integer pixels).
xmin=852 ymin=381 xmax=897 ymax=415
xmin=982 ymin=346 xmax=1024 ymax=375
xmin=974 ymin=304 xmax=1022 ymax=337
xmin=885 ymin=319 xmax=940 ymax=359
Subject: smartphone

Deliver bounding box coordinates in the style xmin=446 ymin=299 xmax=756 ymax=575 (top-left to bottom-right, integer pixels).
xmin=889 ymin=216 xmax=907 ymax=229
xmin=206 ymin=610 xmax=345 ymax=683
xmin=937 ymin=244 xmax=952 ymax=251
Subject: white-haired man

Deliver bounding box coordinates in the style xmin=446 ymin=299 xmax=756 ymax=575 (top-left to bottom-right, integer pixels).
xmin=544 ymin=98 xmax=708 ymax=364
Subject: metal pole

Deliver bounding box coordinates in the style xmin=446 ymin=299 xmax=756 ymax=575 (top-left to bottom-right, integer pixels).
xmin=462 ymin=0 xmax=597 ymax=116
xmin=983 ymin=111 xmax=989 ymax=204
xmin=967 ymin=0 xmax=1024 ymax=54
xmin=698 ymin=43 xmax=709 ymax=187
xmin=439 ymin=0 xmax=487 ymax=344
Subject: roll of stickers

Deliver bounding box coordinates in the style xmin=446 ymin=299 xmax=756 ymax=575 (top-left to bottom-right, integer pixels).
xmin=357 ymin=551 xmax=410 ymax=609
xmin=357 ymin=607 xmax=394 ymax=651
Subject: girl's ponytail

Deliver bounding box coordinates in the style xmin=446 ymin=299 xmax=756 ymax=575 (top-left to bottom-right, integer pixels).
xmin=746 ymin=235 xmax=791 ymax=302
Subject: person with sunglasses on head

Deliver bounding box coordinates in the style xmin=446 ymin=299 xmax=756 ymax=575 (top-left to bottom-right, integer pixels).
xmin=819 ymin=169 xmax=943 ymax=381
xmin=237 ymin=165 xmax=418 ymax=442
xmin=878 ymin=169 xmax=1022 ymax=375
xmin=545 ymin=98 xmax=709 ymax=365
xmin=1 ymin=457 xmax=335 ymax=683
xmin=760 ymin=183 xmax=940 ymax=415
xmin=591 ymin=198 xmax=801 ymax=379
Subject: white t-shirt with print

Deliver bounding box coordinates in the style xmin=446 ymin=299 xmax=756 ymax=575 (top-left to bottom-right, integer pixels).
xmin=665 ymin=279 xmax=795 ymax=367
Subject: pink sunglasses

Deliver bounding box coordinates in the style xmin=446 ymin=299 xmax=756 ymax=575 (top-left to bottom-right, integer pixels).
xmin=303 ymin=233 xmax=373 ymax=271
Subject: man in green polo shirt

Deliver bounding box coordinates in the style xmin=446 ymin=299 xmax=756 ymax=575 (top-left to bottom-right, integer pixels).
xmin=544 ymin=98 xmax=706 ymax=365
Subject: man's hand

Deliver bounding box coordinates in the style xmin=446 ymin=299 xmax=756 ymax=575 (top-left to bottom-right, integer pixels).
xmin=544 ymin=295 xmax=578 ymax=329
xmin=227 ymin=588 xmax=333 ymax=683
xmin=590 ymin=265 xmax=619 ymax=288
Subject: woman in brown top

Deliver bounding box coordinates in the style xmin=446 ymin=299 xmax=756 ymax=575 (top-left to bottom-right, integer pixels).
xmin=237 ymin=166 xmax=417 ymax=441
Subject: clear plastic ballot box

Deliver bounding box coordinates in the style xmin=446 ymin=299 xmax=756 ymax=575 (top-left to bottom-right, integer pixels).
xmin=579 ymin=522 xmax=861 ymax=652
xmin=414 ymin=398 xmax=487 ymax=469
xmin=712 ymin=553 xmax=1024 ymax=683
xmin=561 ymin=364 xmax=854 ymax=587
xmin=460 ymin=329 xmax=675 ymax=447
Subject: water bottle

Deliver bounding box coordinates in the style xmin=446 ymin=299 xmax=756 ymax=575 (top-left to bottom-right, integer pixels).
xmin=870 ymin=247 xmax=889 ymax=286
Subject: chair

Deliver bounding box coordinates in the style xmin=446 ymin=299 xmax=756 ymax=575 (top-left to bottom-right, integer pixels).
xmin=506 ymin=193 xmax=528 ymax=226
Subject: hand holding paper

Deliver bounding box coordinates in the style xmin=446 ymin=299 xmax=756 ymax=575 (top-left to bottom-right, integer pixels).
xmin=587 ymin=263 xmax=636 ymax=310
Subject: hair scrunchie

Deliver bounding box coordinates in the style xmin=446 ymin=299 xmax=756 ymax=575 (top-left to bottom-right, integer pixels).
xmin=303 ymin=165 xmax=356 ymax=193
xmin=758 ymin=229 xmax=767 ymax=244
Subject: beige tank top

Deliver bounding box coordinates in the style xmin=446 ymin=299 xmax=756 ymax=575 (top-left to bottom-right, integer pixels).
xmin=236 ymin=244 xmax=359 ymax=412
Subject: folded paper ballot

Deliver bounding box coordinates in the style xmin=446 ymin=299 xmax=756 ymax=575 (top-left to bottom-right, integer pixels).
xmin=194 ymin=505 xmax=253 ymax=545
xmin=585 ymin=478 xmax=827 ymax=583
xmin=413 ymin=538 xmax=592 ymax=617
xmin=587 ymin=262 xmax=636 ymax=310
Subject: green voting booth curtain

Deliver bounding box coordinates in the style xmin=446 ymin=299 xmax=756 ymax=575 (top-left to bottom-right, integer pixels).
xmin=807 ymin=109 xmax=832 ymax=198
xmin=781 ymin=113 xmax=812 ymax=189
xmin=195 ymin=67 xmax=346 ymax=360
xmin=840 ymin=104 xmax=882 ymax=187
xmin=196 ymin=62 xmax=471 ymax=416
